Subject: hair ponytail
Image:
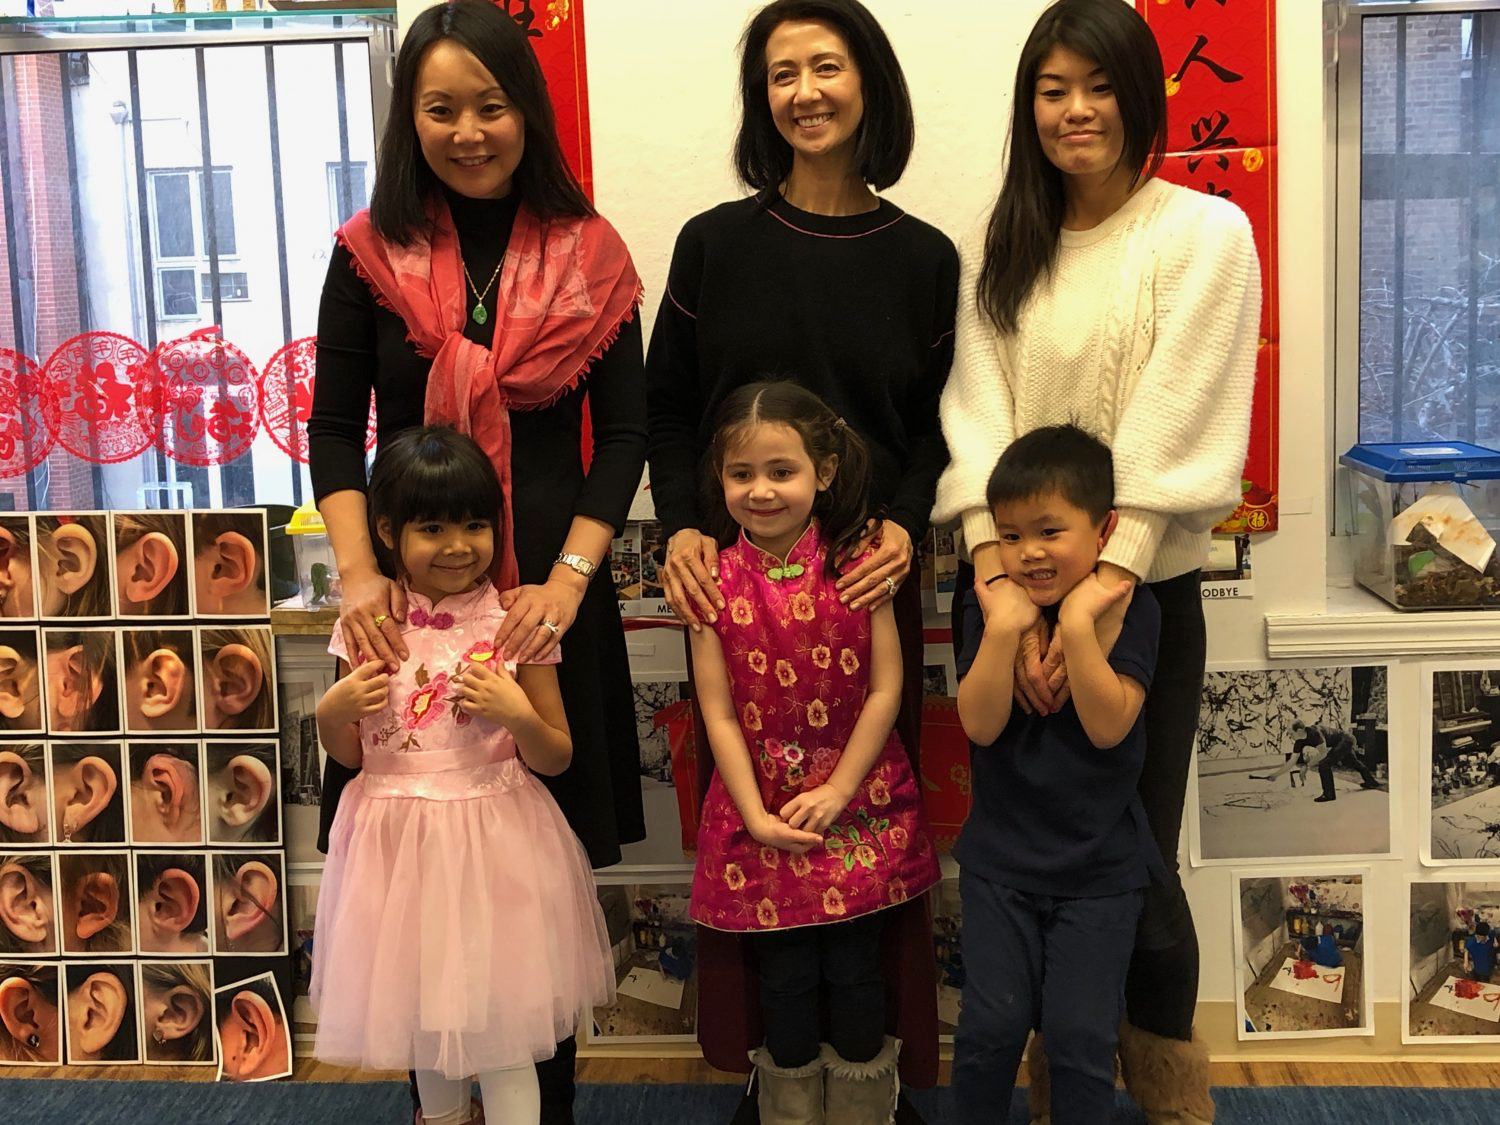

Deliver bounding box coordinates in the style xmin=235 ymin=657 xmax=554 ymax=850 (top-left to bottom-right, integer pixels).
xmin=817 ymin=418 xmax=872 ymax=577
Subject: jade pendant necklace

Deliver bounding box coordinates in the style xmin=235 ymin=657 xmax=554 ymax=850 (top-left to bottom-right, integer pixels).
xmin=463 ymin=257 xmax=504 ymax=326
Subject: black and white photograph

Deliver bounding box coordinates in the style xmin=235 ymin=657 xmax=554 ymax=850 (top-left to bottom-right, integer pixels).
xmin=1423 ymin=665 xmax=1500 ymax=863
xmin=0 ymin=854 xmax=57 ymax=957
xmin=139 ymin=961 xmax=216 ymax=1065
xmin=42 ymin=628 xmax=122 ymax=736
xmin=0 ymin=627 xmax=44 ymax=735
xmin=51 ymin=742 xmax=127 ymax=847
xmin=0 ymin=514 xmax=38 ymax=621
xmin=0 ymin=744 xmax=51 ymax=846
xmin=634 ymin=679 xmax=685 ymax=786
xmin=213 ymin=970 xmax=292 ymax=1081
xmin=1407 ymin=880 xmax=1500 ymax=1043
xmin=63 ymin=961 xmax=140 ymax=1064
xmin=57 ymin=850 xmax=134 ymax=957
xmin=189 ymin=510 xmax=271 ymax=620
xmin=1234 ymin=871 xmax=1371 ymax=1040
xmin=287 ymin=873 xmax=321 ymax=1044
xmin=111 ymin=511 xmax=191 ymax=620
xmin=589 ymin=880 xmax=697 ymax=1043
xmin=0 ymin=961 xmax=61 ymax=1064
xmin=35 ymin=513 xmax=115 ymax=621
xmin=1191 ymin=665 xmax=1392 ymax=864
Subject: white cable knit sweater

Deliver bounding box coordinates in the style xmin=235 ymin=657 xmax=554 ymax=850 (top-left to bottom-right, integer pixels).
xmin=932 ymin=177 xmax=1262 ymax=584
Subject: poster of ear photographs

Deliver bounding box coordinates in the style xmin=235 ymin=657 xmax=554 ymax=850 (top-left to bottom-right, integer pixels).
xmin=188 ymin=510 xmax=271 ymax=619
xmin=1201 ymin=533 xmax=1254 ymax=601
xmin=209 ymin=851 xmax=287 ymax=957
xmin=42 ymin=628 xmax=122 ymax=736
xmin=213 ymin=970 xmax=292 ymax=1081
xmin=51 ymin=743 xmax=128 ymax=847
xmin=36 ymin=513 xmax=115 ymax=621
xmin=1422 ymin=665 xmax=1500 ymax=864
xmin=204 ymin=742 xmax=282 ymax=847
xmin=0 ymin=514 xmax=38 ymax=621
xmin=58 ymin=850 xmax=135 ymax=956
xmin=63 ymin=960 xmax=140 ymax=1063
xmin=1406 ymin=879 xmax=1500 ymax=1042
xmin=1190 ymin=664 xmax=1392 ymax=864
xmin=0 ymin=744 xmax=50 ymax=845
xmin=588 ymin=880 xmax=698 ymax=1043
xmin=1233 ymin=870 xmax=1372 ymax=1039
xmin=112 ymin=512 xmax=191 ymax=620
xmin=140 ymin=960 xmax=217 ymax=1065
xmin=135 ymin=852 xmax=211 ymax=957
xmin=0 ymin=853 xmax=58 ymax=956
xmin=198 ymin=626 xmax=279 ymax=735
xmin=0 ymin=628 xmax=44 ymax=735
xmin=0 ymin=961 xmax=61 ymax=1064
xmin=932 ymin=877 xmax=963 ymax=1040
xmin=121 ymin=629 xmax=199 ymax=734
xmin=126 ymin=743 xmax=205 ymax=846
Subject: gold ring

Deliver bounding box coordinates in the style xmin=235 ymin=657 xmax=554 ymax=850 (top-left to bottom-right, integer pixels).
xmin=541 ymin=620 xmax=560 ymax=635
xmin=884 ymin=576 xmax=897 ymax=597
xmin=372 ymin=614 xmax=389 ymax=627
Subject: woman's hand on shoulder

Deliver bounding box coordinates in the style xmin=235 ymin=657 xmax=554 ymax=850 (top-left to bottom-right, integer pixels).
xmin=835 ymin=520 xmax=912 ymax=611
xmin=746 ymin=808 xmax=823 ymax=855
xmin=339 ymin=570 xmax=409 ymax=672
xmin=662 ymin=528 xmax=723 ymax=631
xmin=495 ymin=578 xmax=584 ymax=663
xmin=317 ymin=659 xmax=390 ymax=726
xmin=779 ymin=784 xmax=848 ymax=836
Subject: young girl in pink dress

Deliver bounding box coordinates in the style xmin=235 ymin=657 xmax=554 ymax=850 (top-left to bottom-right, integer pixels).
xmin=688 ymin=382 xmax=940 ymax=1122
xmin=311 ymin=426 xmax=612 ymax=1125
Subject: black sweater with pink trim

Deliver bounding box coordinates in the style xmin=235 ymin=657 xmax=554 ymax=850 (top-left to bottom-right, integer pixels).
xmin=645 ymin=192 xmax=958 ymax=543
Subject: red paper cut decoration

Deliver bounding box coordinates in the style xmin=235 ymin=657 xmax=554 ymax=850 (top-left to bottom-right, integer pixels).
xmin=40 ymin=331 xmax=158 ymax=464
xmin=260 ymin=337 xmax=376 ymax=465
xmin=153 ymin=328 xmax=261 ymax=467
xmin=0 ymin=348 xmax=54 ymax=478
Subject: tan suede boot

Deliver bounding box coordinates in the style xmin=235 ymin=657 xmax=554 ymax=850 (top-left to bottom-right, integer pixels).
xmin=1117 ymin=1022 xmax=1215 ymax=1124
xmin=821 ymin=1036 xmax=900 ymax=1125
xmin=750 ymin=1046 xmax=826 ymax=1125
xmin=1024 ymin=1031 xmax=1050 ymax=1125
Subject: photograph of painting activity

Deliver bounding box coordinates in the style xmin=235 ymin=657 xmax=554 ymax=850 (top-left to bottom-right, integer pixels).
xmin=1409 ymin=881 xmax=1500 ymax=1040
xmin=1429 ymin=669 xmax=1500 ymax=861
xmin=591 ymin=883 xmax=698 ymax=1041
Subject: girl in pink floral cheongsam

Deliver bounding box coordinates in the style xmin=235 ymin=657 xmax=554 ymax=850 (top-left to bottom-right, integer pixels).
xmin=311 ymin=427 xmax=612 ymax=1125
xmin=689 ymin=382 xmax=939 ymax=1122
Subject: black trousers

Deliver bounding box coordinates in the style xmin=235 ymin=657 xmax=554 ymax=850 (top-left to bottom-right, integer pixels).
xmin=951 ymin=562 xmax=1205 ymax=1042
xmin=749 ymin=911 xmax=887 ymax=1069
xmin=1317 ymin=734 xmax=1380 ymax=800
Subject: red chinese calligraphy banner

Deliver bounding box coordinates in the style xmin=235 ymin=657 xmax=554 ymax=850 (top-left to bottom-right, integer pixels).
xmin=1139 ymin=0 xmax=1279 ymax=534
xmin=498 ymin=0 xmax=594 ymax=199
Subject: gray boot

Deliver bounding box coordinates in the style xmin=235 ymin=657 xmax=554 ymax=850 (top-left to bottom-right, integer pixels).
xmin=821 ymin=1036 xmax=900 ymax=1125
xmin=750 ymin=1045 xmax=826 ymax=1125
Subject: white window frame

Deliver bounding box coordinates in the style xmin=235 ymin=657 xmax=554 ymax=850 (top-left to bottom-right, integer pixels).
xmin=325 ymin=159 xmax=369 ymax=229
xmin=146 ymin=165 xmax=240 ymax=320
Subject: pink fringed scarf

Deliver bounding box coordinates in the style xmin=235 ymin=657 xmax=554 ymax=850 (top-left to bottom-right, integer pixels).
xmin=338 ymin=198 xmax=642 ymax=588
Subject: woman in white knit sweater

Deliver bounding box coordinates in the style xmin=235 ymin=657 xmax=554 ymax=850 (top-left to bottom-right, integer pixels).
xmin=934 ymin=2 xmax=1259 ymax=1122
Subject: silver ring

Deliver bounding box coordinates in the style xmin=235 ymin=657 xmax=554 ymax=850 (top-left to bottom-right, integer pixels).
xmin=541 ymin=620 xmax=560 ymax=635
xmin=883 ymin=576 xmax=896 ymax=597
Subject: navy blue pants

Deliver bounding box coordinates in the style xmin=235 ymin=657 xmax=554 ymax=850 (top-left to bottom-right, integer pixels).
xmin=952 ymin=870 xmax=1143 ymax=1125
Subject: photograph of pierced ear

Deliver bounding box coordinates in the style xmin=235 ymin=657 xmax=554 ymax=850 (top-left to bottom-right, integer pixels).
xmin=210 ymin=851 xmax=285 ymax=956
xmin=127 ymin=742 xmax=204 ymax=845
xmin=0 ymin=745 xmax=50 ymax=846
xmin=198 ymin=627 xmax=276 ymax=733
xmin=0 ymin=962 xmax=61 ymax=1065
xmin=0 ymin=627 xmax=44 ymax=735
xmin=203 ymin=742 xmax=280 ymax=846
xmin=121 ymin=628 xmax=198 ymax=734
xmin=36 ymin=513 xmax=114 ymax=621
xmin=58 ymin=851 xmax=133 ymax=957
xmin=112 ymin=511 xmax=190 ymax=619
xmin=213 ymin=971 xmax=290 ymax=1081
xmin=50 ymin=742 xmax=126 ymax=846
xmin=0 ymin=515 xmax=37 ymax=621
xmin=135 ymin=852 xmax=209 ymax=956
xmin=64 ymin=960 xmax=139 ymax=1063
xmin=0 ymin=854 xmax=57 ymax=956
xmin=42 ymin=628 xmax=121 ymax=735
xmin=141 ymin=960 xmax=215 ymax=1065
xmin=190 ymin=510 xmax=270 ymax=619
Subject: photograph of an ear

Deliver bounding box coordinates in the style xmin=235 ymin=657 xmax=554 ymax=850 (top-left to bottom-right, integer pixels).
xmin=198 ymin=627 xmax=276 ymax=733
xmin=36 ymin=513 xmax=114 ymax=621
xmin=42 ymin=629 xmax=122 ymax=735
xmin=58 ymin=851 xmax=134 ymax=956
xmin=112 ymin=511 xmax=190 ymax=619
xmin=203 ymin=742 xmax=280 ymax=846
xmin=135 ymin=852 xmax=209 ymax=956
xmin=49 ymin=742 xmax=126 ymax=846
xmin=127 ymin=742 xmax=204 ymax=845
xmin=210 ymin=851 xmax=285 ymax=956
xmin=0 ymin=854 xmax=57 ymax=956
xmin=140 ymin=960 xmax=215 ymax=1065
xmin=0 ymin=628 xmax=44 ymax=735
xmin=0 ymin=745 xmax=50 ymax=845
xmin=0 ymin=515 xmax=37 ymax=621
xmin=213 ymin=971 xmax=290 ymax=1081
xmin=0 ymin=961 xmax=61 ymax=1065
xmin=63 ymin=961 xmax=140 ymax=1063
xmin=121 ymin=629 xmax=198 ymax=734
xmin=190 ymin=511 xmax=270 ymax=619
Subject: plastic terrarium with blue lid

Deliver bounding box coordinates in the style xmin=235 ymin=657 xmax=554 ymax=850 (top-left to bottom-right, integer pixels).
xmin=1340 ymin=441 xmax=1500 ymax=609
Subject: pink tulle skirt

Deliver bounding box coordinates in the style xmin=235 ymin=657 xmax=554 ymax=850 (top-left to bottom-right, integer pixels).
xmin=311 ymin=752 xmax=614 ymax=1078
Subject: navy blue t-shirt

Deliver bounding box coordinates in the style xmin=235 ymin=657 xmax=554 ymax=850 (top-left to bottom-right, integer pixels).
xmin=954 ymin=586 xmax=1163 ymax=897
xmin=1468 ymin=935 xmax=1495 ymax=979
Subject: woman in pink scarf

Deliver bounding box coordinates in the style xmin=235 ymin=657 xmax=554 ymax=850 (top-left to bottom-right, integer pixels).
xmin=306 ymin=4 xmax=644 ymax=1121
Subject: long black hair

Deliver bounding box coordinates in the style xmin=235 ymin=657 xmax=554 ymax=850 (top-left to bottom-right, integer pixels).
xmin=369 ymin=0 xmax=593 ymax=244
xmin=702 ymin=381 xmax=871 ymax=577
xmin=977 ymin=0 xmax=1166 ymax=334
xmin=735 ymin=0 xmax=914 ymax=193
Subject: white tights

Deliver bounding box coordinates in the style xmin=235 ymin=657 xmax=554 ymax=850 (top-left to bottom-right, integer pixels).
xmin=414 ymin=1064 xmax=540 ymax=1125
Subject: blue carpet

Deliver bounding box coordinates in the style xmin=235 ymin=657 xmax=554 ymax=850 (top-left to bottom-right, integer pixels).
xmin=6 ymin=1079 xmax=1500 ymax=1123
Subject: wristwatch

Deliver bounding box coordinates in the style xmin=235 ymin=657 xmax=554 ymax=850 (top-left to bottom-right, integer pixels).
xmin=554 ymin=552 xmax=598 ymax=580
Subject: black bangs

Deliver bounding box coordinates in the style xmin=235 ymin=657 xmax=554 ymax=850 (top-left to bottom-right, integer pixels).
xmin=366 ymin=427 xmax=504 ymax=579
xmin=985 ymin=423 xmax=1114 ymax=524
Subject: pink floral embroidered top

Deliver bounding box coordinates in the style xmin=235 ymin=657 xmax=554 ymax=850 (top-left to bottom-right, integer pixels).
xmin=690 ymin=521 xmax=940 ymax=932
xmin=327 ymin=581 xmax=558 ymax=766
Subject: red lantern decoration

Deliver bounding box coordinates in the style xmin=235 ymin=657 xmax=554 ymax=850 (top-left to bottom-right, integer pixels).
xmin=153 ymin=328 xmax=260 ymax=467
xmin=0 ymin=348 xmax=53 ymax=478
xmin=40 ymin=331 xmax=157 ymax=464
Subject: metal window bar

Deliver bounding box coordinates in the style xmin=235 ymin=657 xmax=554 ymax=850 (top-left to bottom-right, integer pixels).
xmin=262 ymin=42 xmax=301 ymax=508
xmin=0 ymin=60 xmax=38 ymax=509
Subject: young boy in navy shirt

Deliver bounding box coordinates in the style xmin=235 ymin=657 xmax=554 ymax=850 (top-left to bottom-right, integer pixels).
xmin=950 ymin=425 xmax=1163 ymax=1125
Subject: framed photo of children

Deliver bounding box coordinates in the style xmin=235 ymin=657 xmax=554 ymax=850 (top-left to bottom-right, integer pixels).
xmin=1232 ymin=869 xmax=1373 ymax=1040
xmin=0 ymin=514 xmax=38 ymax=621
xmin=197 ymin=626 xmax=278 ymax=735
xmin=0 ymin=961 xmax=62 ymax=1064
xmin=1189 ymin=663 xmax=1393 ymax=865
xmin=586 ymin=876 xmax=698 ymax=1044
xmin=0 ymin=744 xmax=51 ymax=846
xmin=188 ymin=510 xmax=271 ymax=620
xmin=1421 ymin=662 xmax=1500 ymax=864
xmin=111 ymin=511 xmax=192 ymax=620
xmin=1406 ymin=879 xmax=1500 ymax=1043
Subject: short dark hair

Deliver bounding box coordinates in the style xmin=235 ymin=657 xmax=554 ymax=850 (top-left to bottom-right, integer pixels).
xmin=986 ymin=424 xmax=1114 ymax=525
xmin=977 ymin=0 xmax=1166 ymax=333
xmin=1479 ymin=920 xmax=1492 ymax=937
xmin=366 ymin=426 xmax=505 ymax=582
xmin=369 ymin=0 xmax=593 ymax=244
xmin=734 ymin=0 xmax=914 ymax=193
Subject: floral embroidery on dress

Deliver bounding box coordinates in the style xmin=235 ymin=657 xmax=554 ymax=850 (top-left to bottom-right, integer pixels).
xmin=811 ymin=645 xmax=831 ymax=670
xmin=403 ymin=671 xmax=450 ymax=732
xmin=839 ymin=648 xmax=859 ymax=675
xmin=748 ymin=649 xmax=768 ymax=675
xmin=775 ymin=659 xmax=797 ymax=687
